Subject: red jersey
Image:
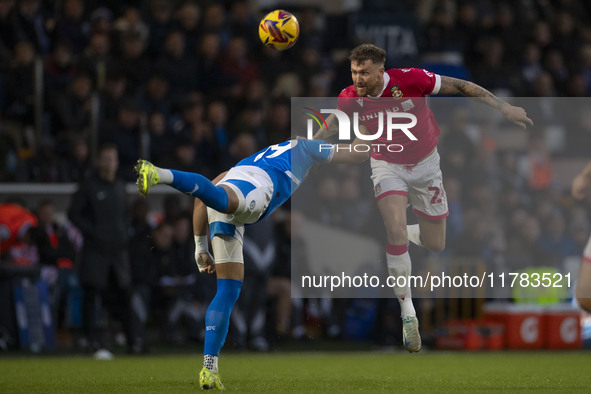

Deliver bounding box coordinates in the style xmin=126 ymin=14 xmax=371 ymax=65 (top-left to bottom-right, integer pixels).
xmin=338 ymin=68 xmax=441 ymax=164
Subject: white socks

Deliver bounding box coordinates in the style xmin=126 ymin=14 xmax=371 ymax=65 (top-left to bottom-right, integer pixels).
xmin=407 ymin=224 xmax=424 ymax=248
xmin=386 ymin=251 xmax=416 ymax=318
xmin=156 ymin=167 xmax=173 ymax=184
xmin=204 ymin=354 xmax=219 ymax=373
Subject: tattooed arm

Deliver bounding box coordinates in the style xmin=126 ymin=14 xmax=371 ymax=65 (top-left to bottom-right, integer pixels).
xmin=313 ymin=113 xmax=339 ymax=140
xmin=438 ymin=76 xmax=534 ymax=129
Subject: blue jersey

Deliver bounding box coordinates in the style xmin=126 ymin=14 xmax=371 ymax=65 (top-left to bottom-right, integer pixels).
xmin=236 ymin=139 xmax=333 ymax=221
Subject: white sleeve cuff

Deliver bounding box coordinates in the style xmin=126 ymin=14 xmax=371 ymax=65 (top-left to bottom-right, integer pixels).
xmin=431 ymin=74 xmax=441 ymax=95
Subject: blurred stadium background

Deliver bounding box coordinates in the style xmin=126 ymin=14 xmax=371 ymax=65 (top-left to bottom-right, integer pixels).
xmin=1 ymin=0 xmax=591 ymax=360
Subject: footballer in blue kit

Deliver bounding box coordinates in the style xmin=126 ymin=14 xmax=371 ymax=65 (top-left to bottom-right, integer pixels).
xmin=135 ymin=138 xmax=367 ymax=390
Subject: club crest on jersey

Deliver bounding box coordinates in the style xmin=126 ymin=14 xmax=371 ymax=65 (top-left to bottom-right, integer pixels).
xmin=356 ymin=98 xmax=364 ymax=107
xmin=391 ymin=85 xmax=403 ymax=99
xmin=249 ymin=200 xmax=256 ymax=210
xmin=375 ymin=183 xmax=382 ymax=195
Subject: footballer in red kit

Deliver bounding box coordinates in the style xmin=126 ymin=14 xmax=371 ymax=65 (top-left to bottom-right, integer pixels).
xmin=338 ymin=68 xmax=441 ymax=165
xmin=314 ymin=43 xmax=533 ymax=353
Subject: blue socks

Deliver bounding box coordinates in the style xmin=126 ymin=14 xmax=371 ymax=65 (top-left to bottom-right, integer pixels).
xmin=204 ymin=278 xmax=243 ymax=358
xmin=169 ymin=169 xmax=229 ymax=212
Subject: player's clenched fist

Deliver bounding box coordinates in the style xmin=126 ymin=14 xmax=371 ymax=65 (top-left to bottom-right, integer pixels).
xmin=196 ymin=251 xmax=215 ymax=273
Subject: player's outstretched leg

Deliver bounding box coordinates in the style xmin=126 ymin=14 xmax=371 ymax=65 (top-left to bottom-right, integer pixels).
xmin=386 ymin=243 xmax=421 ymax=353
xmin=133 ymin=159 xmax=230 ymax=212
xmin=134 ymin=159 xmax=160 ymax=196
xmin=199 ymin=367 xmax=225 ymax=390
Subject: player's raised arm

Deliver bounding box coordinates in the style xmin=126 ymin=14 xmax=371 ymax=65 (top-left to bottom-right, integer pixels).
xmin=312 ymin=113 xmax=339 ymax=140
xmin=572 ymin=160 xmax=591 ymax=200
xmin=438 ymin=76 xmax=534 ymax=129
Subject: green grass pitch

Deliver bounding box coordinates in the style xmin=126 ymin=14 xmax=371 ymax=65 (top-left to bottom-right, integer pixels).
xmin=1 ymin=351 xmax=590 ymax=392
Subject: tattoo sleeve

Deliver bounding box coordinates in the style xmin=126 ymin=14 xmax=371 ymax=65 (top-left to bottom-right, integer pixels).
xmin=439 ymin=76 xmax=505 ymax=111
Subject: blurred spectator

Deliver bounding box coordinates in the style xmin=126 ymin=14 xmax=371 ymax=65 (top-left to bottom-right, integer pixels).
xmin=195 ymin=32 xmax=224 ymax=96
xmin=423 ymin=4 xmax=460 ymax=53
xmin=257 ymin=46 xmax=294 ymax=88
xmin=30 ymin=199 xmax=82 ymax=338
xmin=233 ymin=219 xmax=275 ymax=351
xmin=146 ymin=0 xmax=174 ymax=59
xmin=0 ymin=0 xmax=21 ymax=57
xmin=113 ymin=7 xmax=149 ymax=44
xmin=0 ymin=202 xmax=38 ymax=258
xmin=78 ymin=32 xmax=112 ymax=89
xmin=101 ymin=99 xmax=144 ymax=182
xmin=538 ymin=211 xmax=580 ymax=264
xmin=505 ymin=214 xmax=547 ymax=270
xmin=112 ymin=31 xmax=150 ymax=95
xmin=89 ymin=7 xmax=113 ymax=36
xmin=99 ymin=71 xmax=127 ymax=125
xmin=68 ymin=144 xmax=132 ymax=357
xmin=229 ymin=0 xmax=257 ymax=49
xmin=206 ymin=99 xmax=230 ymax=151
xmin=471 ymin=37 xmax=519 ymax=95
xmin=51 ymin=71 xmax=93 ymax=144
xmin=175 ymin=2 xmax=201 ymax=57
xmin=58 ymin=137 xmax=92 ymax=182
xmin=128 ymin=199 xmax=156 ymax=354
xmin=451 ymin=208 xmax=495 ymax=261
xmin=200 ymin=3 xmax=230 ymax=48
xmin=338 ymin=171 xmax=372 ymax=233
xmin=234 ymin=103 xmax=266 ymax=148
xmin=517 ymin=132 xmax=554 ymax=192
xmin=153 ymin=221 xmax=200 ymax=344
xmin=146 ymin=111 xmax=175 ymax=163
xmin=491 ymin=3 xmax=525 ymax=62
xmin=154 ymin=30 xmax=198 ymax=98
xmin=225 ymin=131 xmax=257 ymax=168
xmin=44 ymin=42 xmax=76 ymax=100
xmin=265 ymin=99 xmax=291 ymax=144
xmin=0 ymin=123 xmax=21 ymax=181
xmin=162 ymin=194 xmax=183 ymax=224
xmin=5 ymin=41 xmax=36 ymax=124
xmin=220 ymin=36 xmax=260 ymax=95
xmin=520 ymin=42 xmax=543 ymax=92
xmin=53 ymin=0 xmax=90 ymax=55
xmin=24 ymin=137 xmax=60 ymax=182
xmin=543 ymin=49 xmax=569 ymax=95
xmin=138 ymin=73 xmax=172 ymax=119
xmin=16 ymin=0 xmax=51 ymax=55
xmin=552 ymin=11 xmax=581 ymax=64
xmin=171 ymin=98 xmax=220 ymax=176
xmin=162 ymin=136 xmax=197 ymax=175
xmin=267 ymin=210 xmax=305 ymax=340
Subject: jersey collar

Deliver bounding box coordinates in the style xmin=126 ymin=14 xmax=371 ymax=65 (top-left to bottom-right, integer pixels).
xmin=368 ymin=72 xmax=390 ymax=98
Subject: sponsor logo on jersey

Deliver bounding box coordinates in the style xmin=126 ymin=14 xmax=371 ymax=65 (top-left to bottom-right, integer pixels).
xmin=401 ymin=99 xmax=415 ymax=111
xmin=249 ymin=200 xmax=256 ymax=210
xmin=356 ymin=98 xmax=364 ymax=107
xmin=391 ymin=85 xmax=403 ymax=99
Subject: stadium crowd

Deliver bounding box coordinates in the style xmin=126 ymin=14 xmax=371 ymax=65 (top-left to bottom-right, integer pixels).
xmin=1 ymin=0 xmax=591 ymax=352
